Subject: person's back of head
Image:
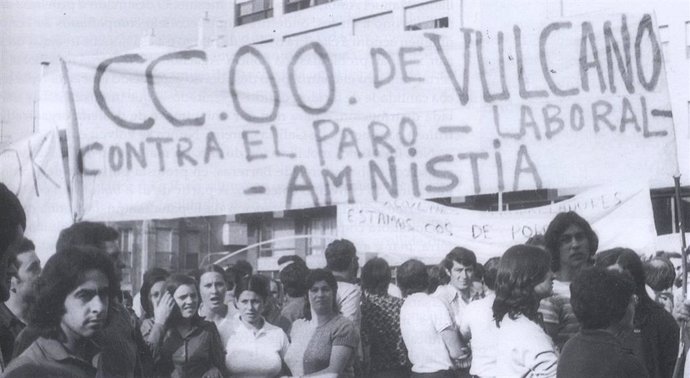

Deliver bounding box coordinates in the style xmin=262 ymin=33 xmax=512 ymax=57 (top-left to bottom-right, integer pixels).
xmin=361 ymin=257 xmax=392 ymax=295
xmin=397 ymin=259 xmax=428 ymax=297
xmin=325 ymin=239 xmax=357 ymax=273
xmin=232 ymin=260 xmax=253 ymax=280
xmin=595 ymin=248 xmax=647 ymax=298
xmin=644 ymin=257 xmax=676 ymax=292
xmin=0 ymin=184 xmax=26 ymax=301
xmin=426 ymin=264 xmax=448 ymax=294
xmin=482 ymin=257 xmax=501 ymax=292
xmin=56 ymin=221 xmax=119 ymax=252
xmin=492 ymin=244 xmax=551 ymax=325
xmin=278 ymin=255 xmax=308 ymax=298
xmin=570 ymin=267 xmax=635 ymax=330
xmin=525 ymin=234 xmax=546 ymax=249
xmin=0 ymin=183 xmax=26 ymax=254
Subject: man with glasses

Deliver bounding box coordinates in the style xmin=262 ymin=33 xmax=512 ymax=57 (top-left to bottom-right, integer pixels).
xmin=540 ymin=211 xmax=599 ymax=350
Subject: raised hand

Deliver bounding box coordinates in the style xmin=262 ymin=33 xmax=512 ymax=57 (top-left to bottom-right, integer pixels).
xmin=154 ymin=291 xmax=176 ymax=326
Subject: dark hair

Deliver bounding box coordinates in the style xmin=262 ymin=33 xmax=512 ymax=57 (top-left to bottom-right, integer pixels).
xmin=165 ymin=274 xmax=201 ymax=323
xmin=140 ymin=267 xmax=170 ymax=319
xmin=471 ymin=263 xmax=485 ymax=282
xmin=234 ymin=274 xmax=270 ymax=300
xmin=544 ymin=212 xmax=598 ymax=271
xmin=397 ymin=259 xmax=428 ymax=296
xmin=644 ymin=257 xmax=676 ymax=292
xmin=493 ymin=245 xmax=551 ymax=326
xmin=525 ymin=234 xmax=546 ymax=248
xmin=595 ymin=248 xmax=647 ymax=298
xmin=17 ymin=237 xmax=35 ymax=255
xmin=30 ymin=246 xmax=118 ymax=338
xmin=56 ymin=222 xmax=119 ymax=252
xmin=224 ymin=266 xmax=238 ymax=291
xmin=483 ymin=257 xmax=501 ymax=291
xmin=361 ymin=257 xmax=391 ymax=294
xmin=441 ymin=247 xmax=477 ymax=272
xmin=303 ymin=269 xmax=338 ymax=320
xmin=426 ymin=264 xmax=449 ymax=293
xmin=197 ymin=264 xmax=226 ymax=282
xmin=233 ymin=260 xmax=253 ymax=278
xmin=325 ymin=239 xmax=357 ymax=271
xmin=0 ymin=183 xmax=26 ymax=256
xmin=279 ymin=255 xmax=309 ymax=298
xmin=570 ymin=267 xmax=635 ymax=329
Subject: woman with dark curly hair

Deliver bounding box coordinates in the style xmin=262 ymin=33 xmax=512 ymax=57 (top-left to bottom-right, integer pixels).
xmin=4 ymin=246 xmax=118 ymax=378
xmin=139 ymin=268 xmax=170 ymax=321
xmin=284 ymin=269 xmax=359 ymax=378
xmin=141 ymin=273 xmax=227 ymax=378
xmin=493 ymin=244 xmax=557 ymax=377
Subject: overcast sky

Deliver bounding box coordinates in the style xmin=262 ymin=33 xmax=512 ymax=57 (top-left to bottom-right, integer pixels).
xmin=1 ymin=0 xmax=687 ymax=145
xmin=0 ymin=0 xmax=230 ymax=144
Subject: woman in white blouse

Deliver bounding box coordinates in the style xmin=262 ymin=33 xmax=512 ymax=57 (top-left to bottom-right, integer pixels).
xmin=492 ymin=244 xmax=558 ymax=378
xmin=224 ymin=274 xmax=289 ymax=378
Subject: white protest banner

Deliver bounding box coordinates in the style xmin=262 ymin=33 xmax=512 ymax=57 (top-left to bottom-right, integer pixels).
xmin=337 ymin=183 xmax=657 ymax=264
xmin=0 ymin=129 xmax=73 ymax=263
xmin=61 ymin=13 xmax=676 ymax=221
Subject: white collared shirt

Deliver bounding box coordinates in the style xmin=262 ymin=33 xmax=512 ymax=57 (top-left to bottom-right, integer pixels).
xmin=224 ymin=315 xmax=289 ymax=378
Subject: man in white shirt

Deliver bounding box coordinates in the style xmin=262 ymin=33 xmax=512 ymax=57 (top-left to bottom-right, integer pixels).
xmin=325 ymin=239 xmax=361 ymax=326
xmin=399 ymin=259 xmax=467 ymax=378
xmin=433 ymin=247 xmax=477 ymax=327
xmin=459 ymin=257 xmax=500 ymax=378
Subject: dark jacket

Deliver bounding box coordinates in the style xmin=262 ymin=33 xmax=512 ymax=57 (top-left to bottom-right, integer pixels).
xmin=558 ymin=329 xmax=649 ymax=378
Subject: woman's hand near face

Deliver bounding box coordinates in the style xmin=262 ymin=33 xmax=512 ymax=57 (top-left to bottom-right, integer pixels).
xmin=154 ymin=291 xmax=175 ymax=325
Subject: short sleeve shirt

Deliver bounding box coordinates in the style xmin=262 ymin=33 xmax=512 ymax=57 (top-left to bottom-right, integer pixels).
xmin=495 ymin=315 xmax=558 ymax=378
xmin=433 ymin=284 xmax=469 ymax=327
xmin=224 ymin=315 xmax=289 ymax=378
xmin=284 ymin=319 xmax=316 ymax=377
xmin=458 ymin=294 xmax=498 ymax=377
xmin=538 ymin=280 xmax=579 ymax=350
xmin=361 ymin=292 xmax=409 ymax=372
xmin=400 ymin=292 xmax=455 ymax=373
xmin=303 ymin=315 xmax=359 ymax=377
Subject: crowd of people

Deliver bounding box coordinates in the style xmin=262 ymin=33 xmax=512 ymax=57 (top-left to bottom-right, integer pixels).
xmin=2 ymin=182 xmax=690 ymax=377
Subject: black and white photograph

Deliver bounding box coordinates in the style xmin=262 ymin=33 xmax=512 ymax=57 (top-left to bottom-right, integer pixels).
xmin=1 ymin=0 xmax=690 ymax=376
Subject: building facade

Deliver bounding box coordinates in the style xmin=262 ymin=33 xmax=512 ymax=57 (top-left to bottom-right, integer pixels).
xmin=111 ymin=0 xmax=690 ymax=294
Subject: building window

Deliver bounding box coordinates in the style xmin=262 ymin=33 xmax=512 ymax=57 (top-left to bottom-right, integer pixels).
xmin=651 ymin=189 xmax=690 ymax=235
xmin=182 ymin=230 xmax=201 ymax=272
xmin=404 ymin=0 xmax=449 ymax=31
xmin=236 ymin=0 xmax=273 ymax=26
xmin=284 ymin=0 xmax=337 ymax=14
xmin=119 ymin=228 xmax=135 ymax=287
xmin=405 ymin=17 xmax=448 ymax=31
xmin=305 ymin=215 xmax=336 ymax=256
xmin=258 ymin=218 xmax=296 ymax=257
xmin=155 ymin=228 xmax=175 ymax=270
